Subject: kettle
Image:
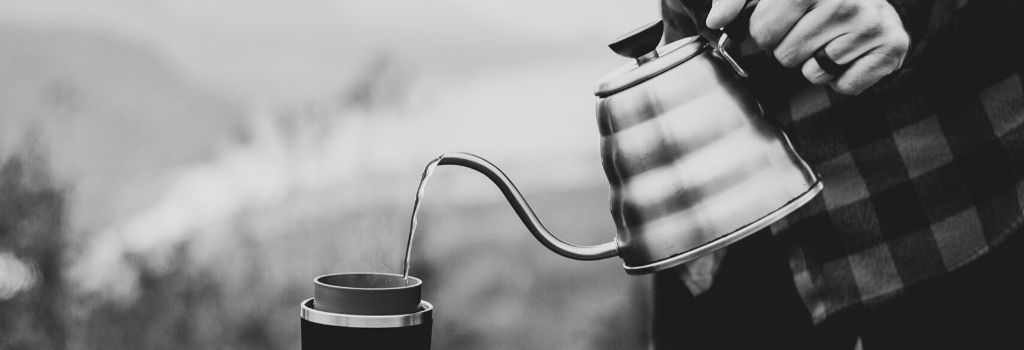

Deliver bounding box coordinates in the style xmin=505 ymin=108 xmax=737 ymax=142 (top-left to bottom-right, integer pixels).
xmin=436 ymin=17 xmax=822 ymax=274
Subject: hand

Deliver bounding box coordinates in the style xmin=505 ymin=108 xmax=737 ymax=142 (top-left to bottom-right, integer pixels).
xmin=707 ymin=0 xmax=910 ymax=95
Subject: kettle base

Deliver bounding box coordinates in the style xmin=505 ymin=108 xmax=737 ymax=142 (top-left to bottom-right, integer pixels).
xmin=623 ymin=179 xmax=823 ymax=275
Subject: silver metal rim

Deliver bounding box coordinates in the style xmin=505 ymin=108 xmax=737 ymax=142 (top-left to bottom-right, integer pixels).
xmin=623 ymin=179 xmax=824 ymax=275
xmin=300 ymin=298 xmax=432 ymax=328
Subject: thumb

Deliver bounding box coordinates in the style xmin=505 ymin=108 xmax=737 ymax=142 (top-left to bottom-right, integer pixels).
xmin=706 ymin=0 xmax=747 ymax=30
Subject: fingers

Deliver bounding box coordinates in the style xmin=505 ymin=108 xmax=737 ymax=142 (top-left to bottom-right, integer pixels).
xmin=748 ymin=0 xmax=815 ymax=50
xmin=801 ymin=36 xmax=905 ymax=94
xmin=706 ymin=0 xmax=749 ymax=29
xmin=829 ymin=48 xmax=902 ymax=95
xmin=801 ymin=57 xmax=834 ymax=85
xmin=753 ymin=0 xmax=910 ymax=94
xmin=771 ymin=2 xmax=854 ymax=68
xmin=772 ymin=0 xmax=891 ymax=68
xmin=813 ymin=32 xmax=877 ymax=68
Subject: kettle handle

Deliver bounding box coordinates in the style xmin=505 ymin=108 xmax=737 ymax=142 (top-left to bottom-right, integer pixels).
xmin=710 ymin=1 xmax=760 ymax=77
xmin=437 ymin=152 xmax=619 ymax=261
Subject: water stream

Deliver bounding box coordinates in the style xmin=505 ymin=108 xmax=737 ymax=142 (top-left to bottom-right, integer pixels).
xmin=402 ymin=153 xmax=446 ymax=280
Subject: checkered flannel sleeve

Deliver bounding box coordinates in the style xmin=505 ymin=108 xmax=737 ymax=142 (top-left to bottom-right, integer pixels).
xmin=765 ymin=0 xmax=1024 ymax=323
xmin=663 ymin=0 xmax=1024 ymax=323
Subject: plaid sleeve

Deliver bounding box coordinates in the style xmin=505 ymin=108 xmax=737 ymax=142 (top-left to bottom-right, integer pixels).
xmin=769 ymin=0 xmax=1024 ymax=322
xmin=886 ymin=0 xmax=960 ymax=64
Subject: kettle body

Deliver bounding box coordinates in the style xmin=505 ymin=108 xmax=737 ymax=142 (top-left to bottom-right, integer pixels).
xmin=434 ymin=20 xmax=821 ymax=275
xmin=594 ymin=34 xmax=821 ymax=273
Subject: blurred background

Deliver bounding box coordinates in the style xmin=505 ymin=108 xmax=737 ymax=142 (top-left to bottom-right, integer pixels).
xmin=0 ymin=0 xmax=661 ymax=349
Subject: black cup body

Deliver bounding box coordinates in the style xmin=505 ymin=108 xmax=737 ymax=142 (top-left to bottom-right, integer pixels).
xmin=299 ymin=298 xmax=432 ymax=350
xmin=300 ymin=316 xmax=432 ymax=349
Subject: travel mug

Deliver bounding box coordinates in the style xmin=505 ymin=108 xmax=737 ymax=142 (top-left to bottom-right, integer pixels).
xmin=300 ymin=273 xmax=432 ymax=349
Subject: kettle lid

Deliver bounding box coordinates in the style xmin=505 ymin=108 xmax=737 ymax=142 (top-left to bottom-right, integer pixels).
xmin=595 ymin=20 xmax=706 ymax=98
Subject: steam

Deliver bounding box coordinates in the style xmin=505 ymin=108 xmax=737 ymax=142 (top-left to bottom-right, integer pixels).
xmin=69 ymin=111 xmax=366 ymax=300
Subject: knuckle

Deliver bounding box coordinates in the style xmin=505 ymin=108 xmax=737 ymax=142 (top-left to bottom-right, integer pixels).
xmin=791 ymin=0 xmax=817 ymax=9
xmin=876 ymin=57 xmax=900 ymax=75
xmin=862 ymin=1 xmax=885 ymax=18
xmin=794 ymin=0 xmax=819 ymax=8
xmin=890 ymin=32 xmax=911 ymax=52
xmin=878 ymin=41 xmax=908 ymax=61
xmin=868 ymin=51 xmax=902 ymax=74
xmin=854 ymin=12 xmax=885 ymax=34
xmin=830 ymin=0 xmax=860 ymax=20
xmin=887 ymin=52 xmax=906 ymax=71
xmin=857 ymin=24 xmax=884 ymax=42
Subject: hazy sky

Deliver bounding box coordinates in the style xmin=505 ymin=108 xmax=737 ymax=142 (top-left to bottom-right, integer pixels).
xmin=0 ymin=0 xmax=657 ymax=104
xmin=0 ymin=0 xmax=662 ymax=298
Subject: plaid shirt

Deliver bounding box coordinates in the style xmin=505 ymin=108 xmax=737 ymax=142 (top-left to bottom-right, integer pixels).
xmin=663 ymin=0 xmax=1024 ymax=322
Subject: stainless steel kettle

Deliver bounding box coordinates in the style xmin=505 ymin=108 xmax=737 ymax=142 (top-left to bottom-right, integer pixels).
xmin=438 ymin=19 xmax=821 ymax=274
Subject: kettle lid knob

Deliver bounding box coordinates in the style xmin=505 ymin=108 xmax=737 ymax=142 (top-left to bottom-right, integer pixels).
xmin=608 ymin=20 xmax=664 ymax=63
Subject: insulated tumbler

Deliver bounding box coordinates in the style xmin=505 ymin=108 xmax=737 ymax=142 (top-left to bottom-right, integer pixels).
xmin=300 ymin=273 xmax=432 ymax=350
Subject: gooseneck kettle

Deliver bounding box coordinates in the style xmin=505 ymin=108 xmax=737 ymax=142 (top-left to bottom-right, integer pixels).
xmin=438 ymin=15 xmax=822 ymax=274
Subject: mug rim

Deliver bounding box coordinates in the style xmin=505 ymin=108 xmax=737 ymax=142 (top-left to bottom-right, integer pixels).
xmin=314 ymin=272 xmax=422 ymax=291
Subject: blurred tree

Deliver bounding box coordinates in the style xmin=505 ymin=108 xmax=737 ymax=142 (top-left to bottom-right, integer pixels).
xmin=0 ymin=148 xmax=68 ymax=349
xmin=80 ymin=247 xmax=225 ymax=349
xmin=77 ymin=229 xmax=287 ymax=349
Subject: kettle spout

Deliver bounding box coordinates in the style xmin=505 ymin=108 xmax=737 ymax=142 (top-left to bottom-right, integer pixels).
xmin=437 ymin=152 xmax=618 ymax=261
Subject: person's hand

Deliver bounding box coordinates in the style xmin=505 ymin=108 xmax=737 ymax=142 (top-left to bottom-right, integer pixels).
xmin=707 ymin=0 xmax=910 ymax=95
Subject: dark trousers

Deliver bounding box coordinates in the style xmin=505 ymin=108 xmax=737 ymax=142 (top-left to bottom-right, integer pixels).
xmin=652 ymin=229 xmax=1024 ymax=350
